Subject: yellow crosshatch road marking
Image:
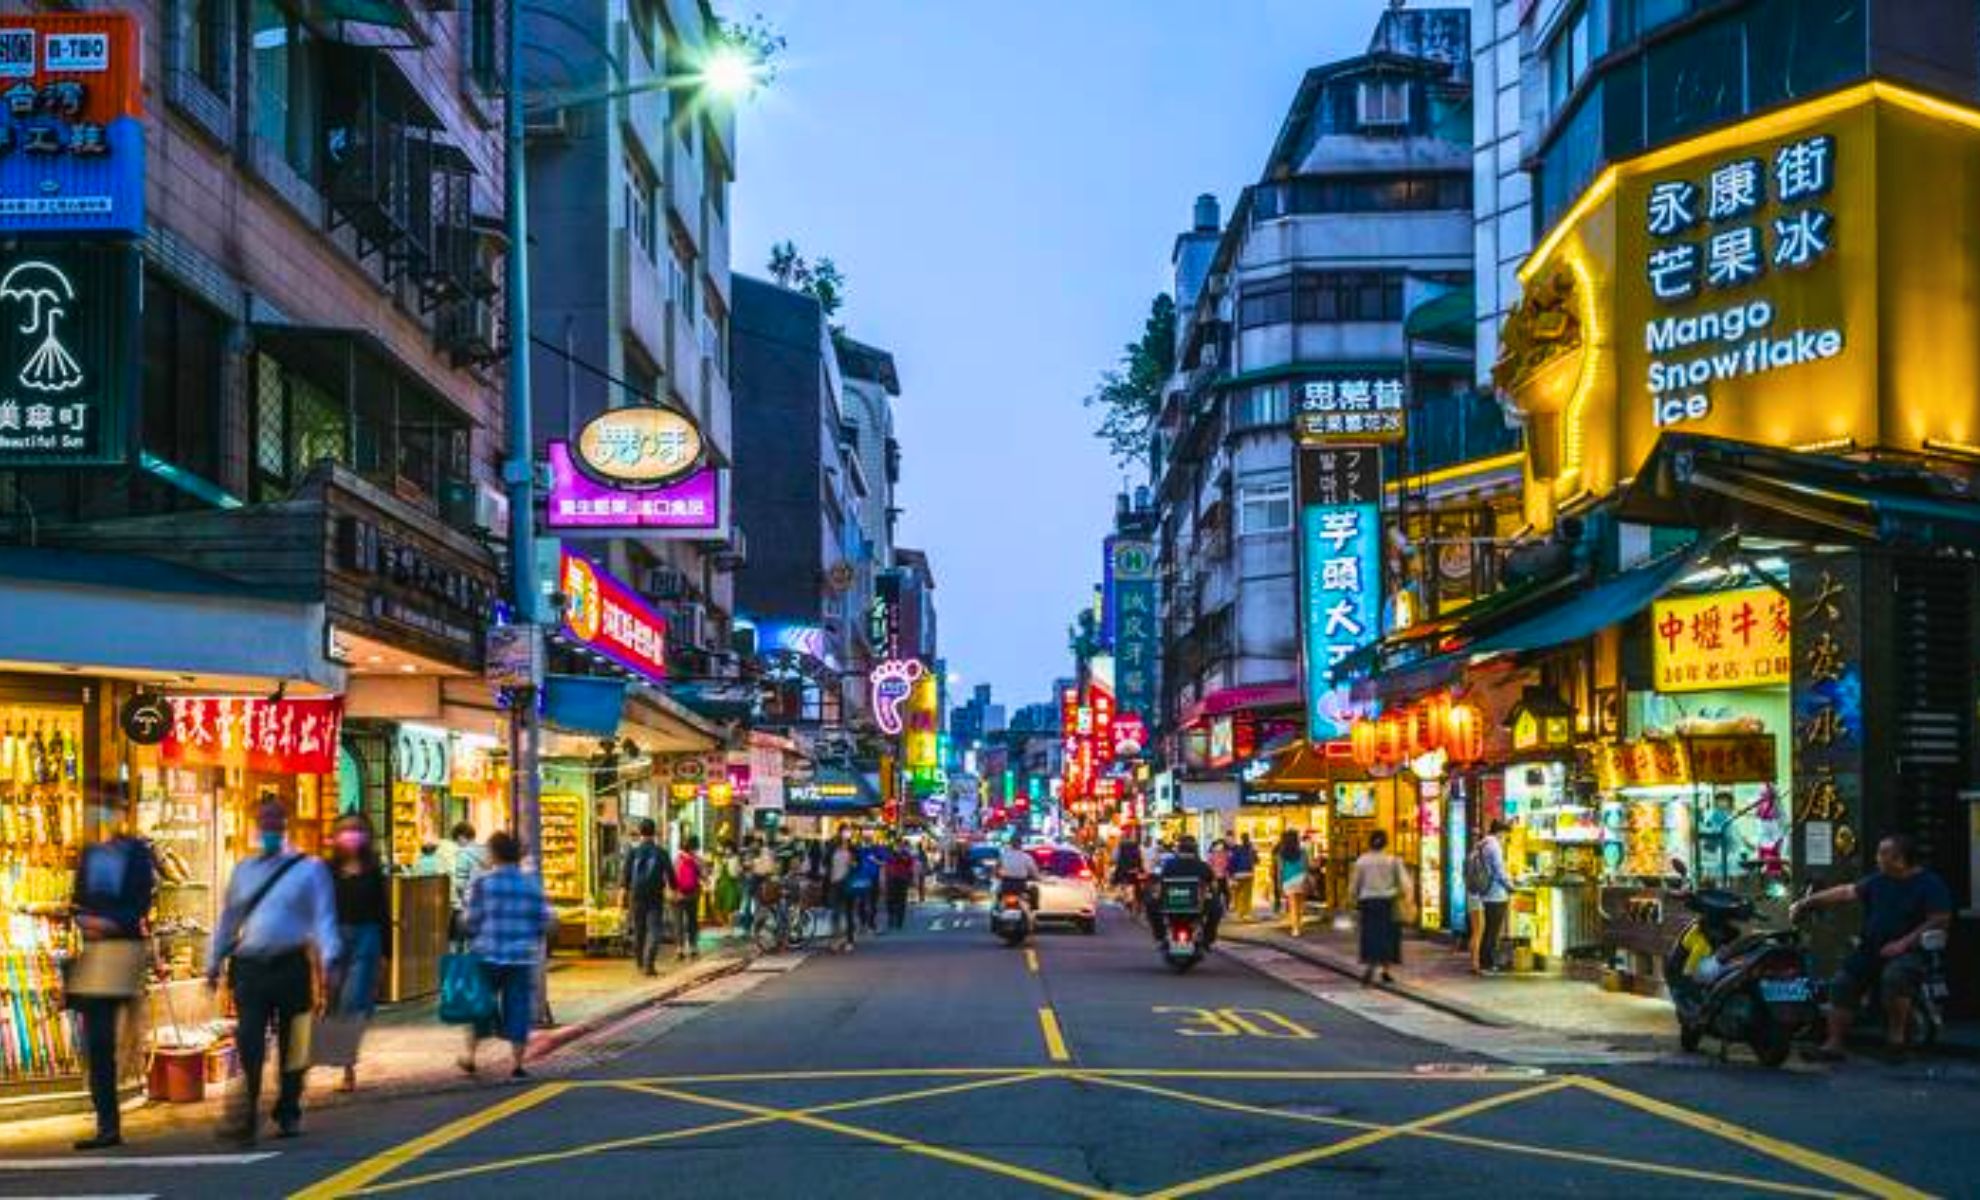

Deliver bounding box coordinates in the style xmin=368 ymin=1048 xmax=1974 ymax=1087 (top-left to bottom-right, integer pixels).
xmin=292 ymin=1067 xmax=1925 ymax=1200
xmin=1038 ymin=1006 xmax=1071 ymax=1062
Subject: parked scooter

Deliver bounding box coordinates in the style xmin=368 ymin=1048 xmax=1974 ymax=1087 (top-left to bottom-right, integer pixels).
xmin=1665 ymin=867 xmax=1820 ymax=1067
xmin=1833 ymin=925 xmax=1953 ymax=1049
xmin=1154 ymin=877 xmax=1209 ymax=974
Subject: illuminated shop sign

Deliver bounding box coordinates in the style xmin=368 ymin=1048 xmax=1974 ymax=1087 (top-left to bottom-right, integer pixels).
xmin=870 ymin=658 xmax=924 ymax=736
xmin=1642 ymin=135 xmax=1843 ymax=429
xmin=545 ymin=441 xmax=721 ymax=533
xmin=1298 ymin=446 xmax=1381 ymax=741
xmin=0 ymin=14 xmax=144 ymax=236
xmin=1651 ymin=586 xmax=1791 ymax=693
xmin=572 ymin=405 xmax=704 ymax=489
xmin=163 ymin=696 xmax=344 ymax=776
xmin=559 ymin=550 xmax=669 ymax=684
xmin=1103 ymin=538 xmax=1158 ymax=720
xmin=1294 ymin=376 xmax=1406 ymax=444
xmin=0 ymin=244 xmax=135 ymax=467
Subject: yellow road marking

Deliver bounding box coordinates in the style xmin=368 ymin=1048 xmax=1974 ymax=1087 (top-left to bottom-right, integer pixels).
xmin=584 ymin=1066 xmax=1537 ymax=1086
xmin=288 ymin=1082 xmax=570 ymax=1200
xmin=1075 ymin=1074 xmax=1848 ymax=1199
xmin=1038 ymin=1007 xmax=1071 ymax=1062
xmin=1024 ymin=947 xmax=1040 ymax=974
xmin=348 ymin=1073 xmax=1047 ymax=1195
xmin=1571 ymin=1074 xmax=1930 ymax=1200
xmin=1146 ymin=1077 xmax=1575 ymax=1199
xmin=626 ymin=1080 xmax=1122 ymax=1199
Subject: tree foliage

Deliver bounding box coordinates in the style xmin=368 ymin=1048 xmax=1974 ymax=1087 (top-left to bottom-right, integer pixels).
xmin=767 ymin=241 xmax=848 ymax=328
xmin=1083 ymin=293 xmax=1176 ymax=469
xmin=715 ymin=12 xmax=787 ymax=91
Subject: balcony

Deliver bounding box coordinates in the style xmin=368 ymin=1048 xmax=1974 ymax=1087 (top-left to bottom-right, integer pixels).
xmin=322 ymin=47 xmax=449 ymax=286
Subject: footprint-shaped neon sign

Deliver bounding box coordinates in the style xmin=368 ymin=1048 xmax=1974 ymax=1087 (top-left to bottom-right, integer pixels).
xmin=869 ymin=659 xmax=925 ymax=736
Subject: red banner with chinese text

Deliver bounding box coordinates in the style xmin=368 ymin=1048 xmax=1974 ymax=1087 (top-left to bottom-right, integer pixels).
xmin=161 ymin=697 xmax=344 ymax=775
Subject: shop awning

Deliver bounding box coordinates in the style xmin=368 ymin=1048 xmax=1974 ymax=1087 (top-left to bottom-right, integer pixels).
xmin=1181 ymin=681 xmax=1302 ymax=726
xmin=1250 ymin=740 xmax=1350 ymax=790
xmin=1621 ymin=433 xmax=1980 ymax=551
xmin=0 ymin=546 xmax=341 ymax=692
xmin=1465 ymin=541 xmax=1712 ymax=657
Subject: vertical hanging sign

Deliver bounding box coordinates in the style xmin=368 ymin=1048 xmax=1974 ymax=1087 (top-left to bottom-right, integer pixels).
xmin=1105 ymin=538 xmax=1159 ymax=722
xmin=1298 ymin=446 xmax=1383 ymax=742
xmin=1790 ymin=559 xmax=1862 ymax=878
xmin=0 ymin=242 xmax=136 ymax=467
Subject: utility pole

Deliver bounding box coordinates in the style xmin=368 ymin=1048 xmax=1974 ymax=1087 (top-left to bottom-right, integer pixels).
xmin=504 ymin=0 xmax=542 ymax=870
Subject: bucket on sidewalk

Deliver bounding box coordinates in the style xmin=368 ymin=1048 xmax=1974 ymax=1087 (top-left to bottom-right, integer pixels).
xmin=147 ymin=1047 xmax=206 ymax=1103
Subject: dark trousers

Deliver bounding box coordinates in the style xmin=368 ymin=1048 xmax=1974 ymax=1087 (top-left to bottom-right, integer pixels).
xmin=858 ymin=885 xmax=879 ymax=931
xmin=675 ymin=894 xmax=701 ymax=954
xmin=832 ymin=885 xmax=859 ymax=945
xmin=630 ymin=899 xmax=667 ymax=972
xmin=885 ymin=879 xmax=910 ymax=929
xmin=1479 ymin=900 xmax=1509 ymax=970
xmin=76 ymin=998 xmax=124 ymax=1135
xmin=229 ymin=951 xmax=312 ymax=1131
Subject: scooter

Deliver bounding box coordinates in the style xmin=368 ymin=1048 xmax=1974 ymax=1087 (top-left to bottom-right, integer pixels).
xmin=1665 ymin=881 xmax=1819 ymax=1067
xmin=1155 ymin=878 xmax=1209 ymax=974
xmin=1843 ymin=926 xmax=1952 ymax=1049
xmin=990 ymin=883 xmax=1033 ymax=946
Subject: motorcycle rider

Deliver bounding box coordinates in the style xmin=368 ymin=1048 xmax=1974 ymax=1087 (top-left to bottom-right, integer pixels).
xmin=1111 ymin=833 xmax=1146 ymax=911
xmin=995 ymin=840 xmax=1041 ymax=912
xmin=1147 ymin=836 xmax=1222 ymax=949
xmin=1792 ymin=833 xmax=1953 ymax=1061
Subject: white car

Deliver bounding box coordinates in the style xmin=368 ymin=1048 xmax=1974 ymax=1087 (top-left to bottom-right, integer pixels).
xmin=1026 ymin=846 xmax=1099 ymax=934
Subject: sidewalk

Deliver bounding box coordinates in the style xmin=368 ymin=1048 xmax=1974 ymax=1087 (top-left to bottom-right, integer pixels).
xmin=0 ymin=935 xmax=751 ymax=1150
xmin=1222 ymin=915 xmax=1675 ymax=1044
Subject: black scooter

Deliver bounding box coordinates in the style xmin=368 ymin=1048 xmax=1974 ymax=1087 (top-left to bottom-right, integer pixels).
xmin=1154 ymin=878 xmax=1209 ymax=973
xmin=1665 ymin=875 xmax=1819 ymax=1067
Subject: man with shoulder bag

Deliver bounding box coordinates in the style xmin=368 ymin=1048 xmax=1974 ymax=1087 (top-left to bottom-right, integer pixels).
xmin=619 ymin=819 xmax=673 ymax=976
xmin=207 ymin=801 xmax=340 ymax=1144
xmin=67 ymin=828 xmax=156 ymax=1151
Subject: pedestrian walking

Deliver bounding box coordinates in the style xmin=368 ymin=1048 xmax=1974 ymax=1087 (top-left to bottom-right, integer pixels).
xmin=1229 ymin=834 xmax=1257 ymax=922
xmin=713 ymin=842 xmax=743 ymax=927
xmin=673 ymin=835 xmax=704 ymax=959
xmin=1207 ymin=839 xmax=1232 ymax=907
xmin=447 ymin=822 xmax=485 ymax=943
xmin=66 ymin=828 xmax=155 ymax=1151
xmin=1465 ymin=819 xmax=1514 ymax=974
xmin=619 ymin=819 xmax=672 ymax=976
xmin=1351 ymin=829 xmax=1412 ymax=985
xmin=915 ymin=842 xmax=930 ymax=903
xmin=827 ymin=832 xmax=858 ymax=951
xmin=884 ymin=840 xmax=914 ymax=929
xmin=459 ymin=832 xmax=556 ymax=1080
xmin=327 ymin=813 xmax=388 ymax=1093
xmin=208 ymin=800 xmax=340 ymax=1144
xmin=1275 ymin=830 xmax=1309 ymax=937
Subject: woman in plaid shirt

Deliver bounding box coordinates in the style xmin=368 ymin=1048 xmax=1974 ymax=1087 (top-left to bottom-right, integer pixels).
xmin=460 ymin=832 xmax=557 ymax=1079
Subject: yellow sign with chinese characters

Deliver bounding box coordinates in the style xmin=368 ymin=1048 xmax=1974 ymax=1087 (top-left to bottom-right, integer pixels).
xmin=1650 ymin=587 xmax=1791 ymax=693
xmin=1502 ymin=83 xmax=1980 ymax=530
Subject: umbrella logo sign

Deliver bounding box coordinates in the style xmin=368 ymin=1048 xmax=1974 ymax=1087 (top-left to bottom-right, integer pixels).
xmin=1 ymin=260 xmax=84 ymax=393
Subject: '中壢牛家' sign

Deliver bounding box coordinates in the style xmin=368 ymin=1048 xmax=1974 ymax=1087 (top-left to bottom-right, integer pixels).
xmin=1651 ymin=586 xmax=1792 ymax=693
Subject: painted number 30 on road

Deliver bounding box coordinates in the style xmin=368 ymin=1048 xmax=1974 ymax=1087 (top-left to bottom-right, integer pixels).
xmin=1153 ymin=1006 xmax=1318 ymax=1039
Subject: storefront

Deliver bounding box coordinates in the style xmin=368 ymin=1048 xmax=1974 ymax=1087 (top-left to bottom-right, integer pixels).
xmin=783 ymin=771 xmax=882 ymax=838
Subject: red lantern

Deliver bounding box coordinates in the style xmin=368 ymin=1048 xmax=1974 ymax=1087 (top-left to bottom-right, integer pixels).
xmin=1446 ymin=703 xmax=1485 ymax=764
xmin=1376 ymin=715 xmax=1403 ymax=765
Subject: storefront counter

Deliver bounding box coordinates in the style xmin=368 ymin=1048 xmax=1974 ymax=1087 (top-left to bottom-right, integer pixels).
xmin=387 ymin=874 xmax=449 ymax=1003
xmin=1509 ymin=878 xmax=1601 ymax=967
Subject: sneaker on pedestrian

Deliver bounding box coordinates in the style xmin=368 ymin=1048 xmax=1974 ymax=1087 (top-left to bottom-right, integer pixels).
xmin=73 ymin=1132 xmax=121 ymax=1152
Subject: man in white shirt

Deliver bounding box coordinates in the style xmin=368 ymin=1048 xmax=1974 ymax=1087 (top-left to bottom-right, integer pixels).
xmin=996 ymin=842 xmax=1041 ymax=911
xmin=208 ymin=800 xmax=340 ymax=1143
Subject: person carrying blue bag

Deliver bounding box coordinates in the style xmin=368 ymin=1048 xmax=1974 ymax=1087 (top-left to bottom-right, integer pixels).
xmin=453 ymin=832 xmax=556 ymax=1080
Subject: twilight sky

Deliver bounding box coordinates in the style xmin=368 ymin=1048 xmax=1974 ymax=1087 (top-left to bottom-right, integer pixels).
xmin=731 ymin=0 xmax=1394 ymax=711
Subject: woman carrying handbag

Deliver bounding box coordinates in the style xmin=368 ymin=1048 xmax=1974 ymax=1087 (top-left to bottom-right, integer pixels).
xmin=1350 ymin=830 xmax=1413 ymax=985
xmin=323 ymin=814 xmax=388 ymax=1093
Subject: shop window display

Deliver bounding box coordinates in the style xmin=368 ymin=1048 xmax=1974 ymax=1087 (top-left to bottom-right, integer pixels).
xmin=0 ymin=701 xmax=86 ymax=1084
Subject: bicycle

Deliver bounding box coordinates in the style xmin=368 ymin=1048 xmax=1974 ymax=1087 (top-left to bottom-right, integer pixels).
xmin=750 ymin=875 xmax=820 ymax=953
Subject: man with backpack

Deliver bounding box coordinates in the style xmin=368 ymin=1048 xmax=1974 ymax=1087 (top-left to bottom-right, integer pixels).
xmin=1465 ymin=819 xmax=1515 ymax=974
xmin=619 ymin=819 xmax=673 ymax=976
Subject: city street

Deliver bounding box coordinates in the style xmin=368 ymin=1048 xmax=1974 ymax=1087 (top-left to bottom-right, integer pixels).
xmin=4 ymin=904 xmax=1967 ymax=1198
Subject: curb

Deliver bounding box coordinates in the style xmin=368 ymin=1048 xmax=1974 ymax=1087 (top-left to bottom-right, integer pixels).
xmin=1221 ymin=928 xmax=1516 ymax=1029
xmin=526 ymin=951 xmax=751 ymax=1062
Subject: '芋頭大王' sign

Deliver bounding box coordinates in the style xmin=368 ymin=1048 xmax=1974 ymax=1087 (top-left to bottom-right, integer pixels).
xmin=1298 ymin=446 xmax=1382 ymax=740
xmin=1651 ymin=586 xmax=1791 ymax=693
xmin=0 ymin=243 xmax=136 ymax=468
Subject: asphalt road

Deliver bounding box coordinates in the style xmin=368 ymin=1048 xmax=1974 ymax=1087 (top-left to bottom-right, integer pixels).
xmin=6 ymin=903 xmax=1973 ymax=1198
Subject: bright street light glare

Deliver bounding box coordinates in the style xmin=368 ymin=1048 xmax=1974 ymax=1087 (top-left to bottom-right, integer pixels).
xmin=701 ymin=45 xmax=759 ymax=98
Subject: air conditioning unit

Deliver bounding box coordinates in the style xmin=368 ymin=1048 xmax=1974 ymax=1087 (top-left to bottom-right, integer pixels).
xmin=474 ymin=484 xmax=508 ymax=535
xmin=645 ymin=566 xmax=691 ymax=600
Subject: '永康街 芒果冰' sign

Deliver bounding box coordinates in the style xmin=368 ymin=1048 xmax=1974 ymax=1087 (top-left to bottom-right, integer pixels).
xmin=559 ymin=550 xmax=668 ymax=683
xmin=1651 ymin=586 xmax=1791 ymax=693
xmin=573 ymin=405 xmax=703 ymax=489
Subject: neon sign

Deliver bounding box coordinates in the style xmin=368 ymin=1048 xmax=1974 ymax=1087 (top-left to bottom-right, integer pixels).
xmin=870 ymin=658 xmax=924 ymax=736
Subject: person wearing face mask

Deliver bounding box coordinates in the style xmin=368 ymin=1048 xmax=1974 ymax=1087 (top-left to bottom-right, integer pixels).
xmin=327 ymin=813 xmax=388 ymax=1092
xmin=208 ymin=800 xmax=340 ymax=1144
